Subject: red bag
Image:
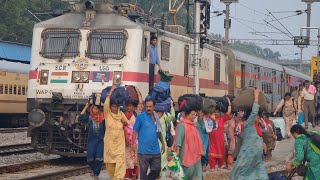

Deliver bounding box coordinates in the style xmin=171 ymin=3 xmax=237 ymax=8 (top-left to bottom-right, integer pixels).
xmin=125 ymin=85 xmax=139 ymax=106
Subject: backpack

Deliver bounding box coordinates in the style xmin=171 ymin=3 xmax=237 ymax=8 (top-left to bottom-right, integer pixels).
xmin=310 ymin=132 xmax=320 ymax=149
xmin=149 ymin=81 xmax=171 ymax=103
xmin=165 ymin=118 xmax=174 ymax=147
xmin=276 ymin=127 xmax=283 ymax=141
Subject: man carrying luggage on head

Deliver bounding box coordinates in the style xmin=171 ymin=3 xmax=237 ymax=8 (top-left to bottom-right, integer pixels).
xmin=149 ymin=36 xmax=162 ymax=91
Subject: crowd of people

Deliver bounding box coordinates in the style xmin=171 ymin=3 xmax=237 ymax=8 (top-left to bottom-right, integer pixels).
xmin=77 ymin=79 xmax=320 ymax=180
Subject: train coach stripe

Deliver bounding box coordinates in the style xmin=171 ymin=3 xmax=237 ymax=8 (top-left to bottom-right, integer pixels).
xmin=50 ymin=79 xmax=68 ymax=83
xmin=51 ymin=72 xmax=68 ymax=76
xmin=0 ymin=100 xmax=27 ymax=103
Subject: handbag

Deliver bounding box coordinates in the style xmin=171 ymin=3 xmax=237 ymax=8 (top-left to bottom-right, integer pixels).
xmin=296 ymin=139 xmax=308 ymax=176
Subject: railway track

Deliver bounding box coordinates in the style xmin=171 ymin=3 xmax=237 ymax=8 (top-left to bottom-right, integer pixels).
xmin=0 ymin=127 xmax=28 ymax=133
xmin=0 ymin=143 xmax=36 ymax=156
xmin=0 ymin=157 xmax=89 ymax=180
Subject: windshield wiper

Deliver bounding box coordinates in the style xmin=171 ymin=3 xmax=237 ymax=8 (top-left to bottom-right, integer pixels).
xmin=58 ymin=37 xmax=71 ymax=62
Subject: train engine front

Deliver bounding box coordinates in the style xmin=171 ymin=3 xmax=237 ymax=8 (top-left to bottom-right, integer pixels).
xmin=27 ymin=2 xmax=152 ymax=157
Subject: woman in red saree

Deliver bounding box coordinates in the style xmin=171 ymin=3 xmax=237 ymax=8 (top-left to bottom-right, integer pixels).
xmin=208 ymin=98 xmax=232 ymax=170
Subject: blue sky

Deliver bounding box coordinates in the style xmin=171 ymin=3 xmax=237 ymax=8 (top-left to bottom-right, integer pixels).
xmin=209 ymin=0 xmax=320 ymax=60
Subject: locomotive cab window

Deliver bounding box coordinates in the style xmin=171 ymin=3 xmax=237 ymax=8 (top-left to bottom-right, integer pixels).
xmin=40 ymin=29 xmax=80 ymax=59
xmin=86 ymin=30 xmax=128 ymax=60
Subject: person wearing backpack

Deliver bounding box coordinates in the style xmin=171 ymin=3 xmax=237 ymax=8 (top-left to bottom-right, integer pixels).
xmin=274 ymin=92 xmax=297 ymax=138
xmin=286 ymin=124 xmax=320 ymax=180
xmin=155 ymin=100 xmax=175 ymax=175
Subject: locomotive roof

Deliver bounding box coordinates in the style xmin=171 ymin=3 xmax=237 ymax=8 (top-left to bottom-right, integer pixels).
xmin=283 ymin=66 xmax=309 ymax=80
xmin=0 ymin=60 xmax=30 ymax=74
xmin=34 ymin=13 xmax=155 ymax=32
xmin=0 ymin=41 xmax=31 ymax=62
xmin=230 ymin=49 xmax=283 ymax=71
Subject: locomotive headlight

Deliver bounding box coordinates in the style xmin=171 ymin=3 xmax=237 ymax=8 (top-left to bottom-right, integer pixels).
xmin=81 ymin=73 xmax=89 ymax=81
xmin=113 ymin=71 xmax=122 ymax=85
xmin=72 ymin=71 xmax=90 ymax=83
xmin=73 ymin=73 xmax=81 ymax=81
xmin=40 ymin=70 xmax=49 ymax=85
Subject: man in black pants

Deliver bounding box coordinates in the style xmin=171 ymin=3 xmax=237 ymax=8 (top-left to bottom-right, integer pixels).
xmin=132 ymin=99 xmax=165 ymax=180
xmin=149 ymin=36 xmax=162 ymax=91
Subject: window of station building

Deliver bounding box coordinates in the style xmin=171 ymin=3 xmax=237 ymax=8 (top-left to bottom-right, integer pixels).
xmin=0 ymin=84 xmax=3 ymax=94
xmin=8 ymin=84 xmax=12 ymax=94
xmin=161 ymin=41 xmax=170 ymax=61
xmin=18 ymin=85 xmax=21 ymax=95
xmin=214 ymin=54 xmax=221 ymax=84
xmin=87 ymin=30 xmax=128 ymax=60
xmin=40 ymin=29 xmax=80 ymax=59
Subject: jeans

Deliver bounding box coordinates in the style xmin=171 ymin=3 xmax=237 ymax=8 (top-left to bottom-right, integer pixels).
xmin=138 ymin=154 xmax=161 ymax=180
xmin=89 ymin=160 xmax=103 ymax=176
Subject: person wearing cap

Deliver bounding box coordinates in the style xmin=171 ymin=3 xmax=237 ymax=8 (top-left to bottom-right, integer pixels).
xmin=155 ymin=100 xmax=175 ymax=175
xmin=301 ymin=80 xmax=316 ymax=129
xmin=149 ymin=36 xmax=162 ymax=90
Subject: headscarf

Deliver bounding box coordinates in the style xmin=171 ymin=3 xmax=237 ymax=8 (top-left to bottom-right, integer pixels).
xmin=90 ymin=105 xmax=104 ymax=123
xmin=254 ymin=121 xmax=263 ymax=137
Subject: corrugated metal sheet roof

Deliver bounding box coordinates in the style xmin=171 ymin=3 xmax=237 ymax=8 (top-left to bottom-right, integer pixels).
xmin=0 ymin=41 xmax=31 ymax=62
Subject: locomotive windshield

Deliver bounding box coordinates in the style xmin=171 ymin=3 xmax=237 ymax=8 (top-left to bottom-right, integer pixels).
xmin=40 ymin=29 xmax=80 ymax=59
xmin=86 ymin=30 xmax=128 ymax=60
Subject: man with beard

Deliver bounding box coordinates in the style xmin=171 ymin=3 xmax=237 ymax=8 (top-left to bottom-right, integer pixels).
xmin=132 ymin=98 xmax=165 ymax=180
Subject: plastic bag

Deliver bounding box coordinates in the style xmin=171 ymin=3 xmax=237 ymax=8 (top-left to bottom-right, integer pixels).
xmin=167 ymin=150 xmax=186 ymax=180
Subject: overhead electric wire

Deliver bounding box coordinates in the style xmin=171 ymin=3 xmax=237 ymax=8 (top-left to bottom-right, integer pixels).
xmin=266 ymin=9 xmax=294 ymax=38
xmin=238 ymin=2 xmax=268 ymax=16
xmin=264 ymin=20 xmax=293 ymax=39
xmin=266 ymin=13 xmax=306 ymax=23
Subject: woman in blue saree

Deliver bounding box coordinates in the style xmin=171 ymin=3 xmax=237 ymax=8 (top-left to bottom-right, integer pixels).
xmin=229 ymin=89 xmax=268 ymax=180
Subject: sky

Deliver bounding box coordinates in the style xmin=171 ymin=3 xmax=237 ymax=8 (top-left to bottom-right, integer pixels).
xmin=209 ymin=0 xmax=320 ymax=61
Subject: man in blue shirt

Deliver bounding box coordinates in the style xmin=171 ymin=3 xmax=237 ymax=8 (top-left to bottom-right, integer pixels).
xmin=149 ymin=36 xmax=162 ymax=91
xmin=132 ymin=98 xmax=165 ymax=180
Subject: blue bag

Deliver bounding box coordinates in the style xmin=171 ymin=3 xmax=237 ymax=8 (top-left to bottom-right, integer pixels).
xmin=154 ymin=98 xmax=171 ymax=112
xmin=149 ymin=81 xmax=171 ymax=103
xmin=101 ymin=86 xmax=112 ymax=103
xmin=110 ymin=86 xmax=130 ymax=106
xmin=298 ymin=112 xmax=304 ymax=125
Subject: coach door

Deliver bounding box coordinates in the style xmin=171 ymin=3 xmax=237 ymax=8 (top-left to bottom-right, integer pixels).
xmin=241 ymin=64 xmax=246 ymax=89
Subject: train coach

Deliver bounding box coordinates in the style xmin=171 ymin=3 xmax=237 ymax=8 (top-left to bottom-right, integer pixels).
xmin=26 ymin=1 xmax=309 ymax=157
xmin=0 ymin=41 xmax=31 ymax=127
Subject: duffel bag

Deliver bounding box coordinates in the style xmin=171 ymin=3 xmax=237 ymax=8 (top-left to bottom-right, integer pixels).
xmin=149 ymin=81 xmax=171 ymax=103
xmin=125 ymin=85 xmax=139 ymax=106
xmin=101 ymin=86 xmax=112 ymax=103
xmin=202 ymin=97 xmax=216 ymax=114
xmin=110 ymin=86 xmax=130 ymax=106
xmin=178 ymin=94 xmax=203 ymax=111
xmin=155 ymin=102 xmax=171 ymax=113
xmin=234 ymin=87 xmax=269 ymax=111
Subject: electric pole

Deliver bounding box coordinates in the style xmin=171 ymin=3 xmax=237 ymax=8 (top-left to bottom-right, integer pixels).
xmin=194 ymin=0 xmax=201 ymax=94
xmin=224 ymin=2 xmax=231 ymax=45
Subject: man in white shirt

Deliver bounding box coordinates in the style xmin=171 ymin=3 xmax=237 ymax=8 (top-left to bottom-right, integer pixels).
xmin=301 ymin=80 xmax=316 ymax=129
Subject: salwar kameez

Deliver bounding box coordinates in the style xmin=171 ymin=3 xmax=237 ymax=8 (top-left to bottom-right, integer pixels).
xmin=104 ymin=98 xmax=128 ymax=180
xmin=196 ymin=117 xmax=214 ymax=166
xmin=229 ymin=103 xmax=268 ymax=180
xmin=208 ymin=114 xmax=229 ymax=169
xmin=159 ymin=107 xmax=175 ymax=171
xmin=175 ymin=119 xmax=204 ymax=180
xmin=292 ymin=134 xmax=320 ymax=180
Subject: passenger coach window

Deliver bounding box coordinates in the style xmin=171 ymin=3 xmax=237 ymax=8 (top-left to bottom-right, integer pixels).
xmin=4 ymin=84 xmax=8 ymax=94
xmin=214 ymin=54 xmax=221 ymax=84
xmin=22 ymin=86 xmax=26 ymax=95
xmin=87 ymin=30 xmax=128 ymax=60
xmin=0 ymin=84 xmax=3 ymax=94
xmin=161 ymin=41 xmax=170 ymax=61
xmin=18 ymin=85 xmax=21 ymax=95
xmin=141 ymin=36 xmax=148 ymax=61
xmin=8 ymin=84 xmax=12 ymax=94
xmin=40 ymin=29 xmax=80 ymax=58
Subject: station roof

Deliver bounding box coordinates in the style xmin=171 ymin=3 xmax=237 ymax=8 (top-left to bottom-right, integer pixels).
xmin=0 ymin=41 xmax=31 ymax=62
